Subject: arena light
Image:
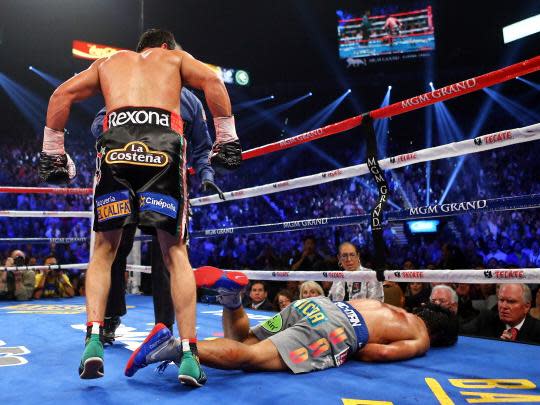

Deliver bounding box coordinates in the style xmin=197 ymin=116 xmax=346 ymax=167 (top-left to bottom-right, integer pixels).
xmin=517 ymin=76 xmax=540 ymax=91
xmin=28 ymin=66 xmax=62 ymax=87
xmin=388 ymin=85 xmax=392 ymax=90
xmin=238 ymin=93 xmax=313 ymax=134
xmin=0 ymin=73 xmax=47 ymax=131
xmin=307 ymin=92 xmax=313 ymax=96
xmin=28 ymin=66 xmax=33 ymax=71
xmin=233 ymin=95 xmax=275 ymax=112
xmin=483 ymin=87 xmax=540 ymax=124
xmin=503 ymin=14 xmax=540 ymax=44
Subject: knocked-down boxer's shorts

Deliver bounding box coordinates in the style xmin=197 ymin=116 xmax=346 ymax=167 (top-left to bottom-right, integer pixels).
xmin=251 ymin=297 xmax=369 ymax=373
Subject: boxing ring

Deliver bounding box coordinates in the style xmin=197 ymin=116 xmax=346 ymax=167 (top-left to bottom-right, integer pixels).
xmin=2 ymin=57 xmax=540 ymax=404
xmin=1 ymin=295 xmax=540 ymax=404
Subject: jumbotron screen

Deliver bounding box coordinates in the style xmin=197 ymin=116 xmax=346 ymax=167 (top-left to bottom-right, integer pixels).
xmin=337 ymin=5 xmax=435 ymax=65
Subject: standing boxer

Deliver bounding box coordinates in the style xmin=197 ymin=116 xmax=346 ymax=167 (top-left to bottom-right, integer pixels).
xmin=40 ymin=29 xmax=241 ymax=386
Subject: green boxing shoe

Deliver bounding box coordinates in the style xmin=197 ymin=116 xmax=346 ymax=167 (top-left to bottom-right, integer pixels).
xmin=178 ymin=351 xmax=207 ymax=387
xmin=79 ymin=333 xmax=104 ymax=379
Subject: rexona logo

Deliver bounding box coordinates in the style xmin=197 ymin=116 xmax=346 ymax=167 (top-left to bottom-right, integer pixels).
xmin=105 ymin=141 xmax=169 ymax=167
xmin=0 ymin=340 xmax=30 ymax=367
xmin=108 ymin=110 xmax=170 ymax=128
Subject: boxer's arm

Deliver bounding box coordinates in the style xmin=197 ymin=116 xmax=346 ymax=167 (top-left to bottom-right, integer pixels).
xmin=354 ymin=339 xmax=428 ymax=362
xmin=177 ymin=51 xmax=231 ymax=117
xmin=46 ymin=59 xmax=104 ymax=131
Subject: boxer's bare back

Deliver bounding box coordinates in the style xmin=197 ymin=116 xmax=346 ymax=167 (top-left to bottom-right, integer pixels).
xmin=46 ymin=47 xmax=228 ymax=131
xmin=348 ymin=299 xmax=430 ymax=361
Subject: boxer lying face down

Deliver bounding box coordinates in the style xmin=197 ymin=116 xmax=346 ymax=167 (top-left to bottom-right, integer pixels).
xmin=126 ymin=267 xmax=458 ymax=377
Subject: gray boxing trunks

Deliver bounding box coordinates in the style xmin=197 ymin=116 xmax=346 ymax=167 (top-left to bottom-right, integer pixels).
xmin=251 ymin=297 xmax=369 ymax=374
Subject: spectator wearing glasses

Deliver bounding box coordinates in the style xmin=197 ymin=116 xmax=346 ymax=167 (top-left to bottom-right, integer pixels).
xmin=327 ymin=242 xmax=383 ymax=302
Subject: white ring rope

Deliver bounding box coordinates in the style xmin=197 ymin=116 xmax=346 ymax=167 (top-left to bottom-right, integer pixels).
xmin=191 ymin=122 xmax=540 ymax=206
xmin=120 ymin=266 xmax=540 ymax=284
xmin=1 ymin=263 xmax=88 ymax=272
xmin=1 ymin=123 xmax=538 ymax=219
xmin=4 ymin=262 xmax=537 ymax=284
xmin=0 ymin=211 xmax=92 ymax=218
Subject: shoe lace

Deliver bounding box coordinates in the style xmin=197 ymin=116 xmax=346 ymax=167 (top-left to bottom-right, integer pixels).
xmin=155 ymin=361 xmax=172 ymax=375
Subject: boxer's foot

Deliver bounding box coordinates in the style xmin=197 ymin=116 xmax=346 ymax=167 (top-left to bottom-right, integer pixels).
xmin=125 ymin=323 xmax=180 ymax=377
xmin=79 ymin=328 xmax=104 ymax=379
xmin=178 ymin=350 xmax=207 ymax=387
xmin=195 ymin=266 xmax=248 ymax=310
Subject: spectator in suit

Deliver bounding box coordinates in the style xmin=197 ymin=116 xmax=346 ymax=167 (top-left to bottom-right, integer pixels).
xmin=465 ymin=283 xmax=540 ymax=344
xmin=244 ymin=281 xmax=274 ymax=311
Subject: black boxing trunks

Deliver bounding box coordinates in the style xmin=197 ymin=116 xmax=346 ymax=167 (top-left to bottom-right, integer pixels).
xmin=93 ymin=106 xmax=188 ymax=239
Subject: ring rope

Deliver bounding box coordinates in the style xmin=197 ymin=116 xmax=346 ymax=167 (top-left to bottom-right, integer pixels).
xmin=120 ymin=266 xmax=540 ymax=284
xmin=1 ymin=263 xmax=87 ymax=272
xmin=0 ymin=187 xmax=92 ymax=195
xmin=0 ymin=235 xmax=153 ymax=244
xmin=192 ymin=123 xmax=540 ymax=205
xmin=2 ymin=262 xmax=538 ymax=284
xmin=2 ymin=193 xmax=539 ymax=233
xmin=241 ymin=56 xmax=540 ymax=160
xmin=0 ymin=210 xmax=92 ymax=218
xmin=191 ymin=194 xmax=540 ymax=238
xmin=2 ymin=56 xmax=537 ymax=198
xmin=4 ymin=118 xmax=538 ymax=205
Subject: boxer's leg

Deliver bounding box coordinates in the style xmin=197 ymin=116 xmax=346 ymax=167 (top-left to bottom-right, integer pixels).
xmin=80 ymin=228 xmax=123 ymax=379
xmin=156 ymin=229 xmax=206 ymax=387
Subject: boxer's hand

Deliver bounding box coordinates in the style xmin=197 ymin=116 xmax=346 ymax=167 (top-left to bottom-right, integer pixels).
xmin=210 ymin=116 xmax=242 ymax=171
xmin=39 ymin=126 xmax=76 ymax=184
xmin=39 ymin=152 xmax=76 ymax=184
xmin=210 ymin=139 xmax=242 ymax=171
xmin=202 ymin=179 xmax=226 ymax=201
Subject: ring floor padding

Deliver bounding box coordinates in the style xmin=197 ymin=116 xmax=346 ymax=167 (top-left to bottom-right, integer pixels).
xmin=1 ymin=295 xmax=539 ymax=404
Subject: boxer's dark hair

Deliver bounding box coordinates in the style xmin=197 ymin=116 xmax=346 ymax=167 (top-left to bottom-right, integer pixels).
xmin=414 ymin=303 xmax=459 ymax=347
xmin=136 ymin=29 xmax=176 ymax=52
